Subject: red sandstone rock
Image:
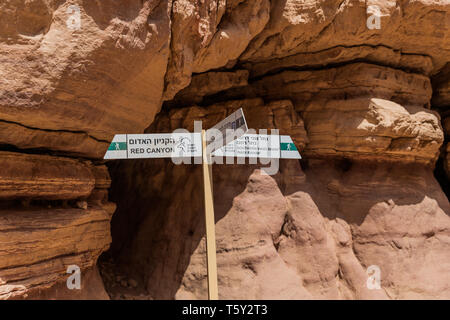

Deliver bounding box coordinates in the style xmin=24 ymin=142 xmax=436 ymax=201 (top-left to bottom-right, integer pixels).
xmin=0 ymin=205 xmax=112 ymax=300
xmin=302 ymin=98 xmax=443 ymax=163
xmin=0 ymin=152 xmax=95 ymax=200
xmin=0 ymin=0 xmax=171 ymax=157
xmin=241 ymin=0 xmax=450 ymax=74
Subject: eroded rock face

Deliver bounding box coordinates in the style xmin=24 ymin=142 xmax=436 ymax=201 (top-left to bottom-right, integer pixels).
xmin=241 ymin=0 xmax=450 ymax=74
xmin=0 ymin=0 xmax=169 ymax=299
xmin=0 ymin=152 xmax=95 ymax=199
xmin=163 ymin=0 xmax=270 ymax=100
xmin=0 ymin=152 xmax=114 ymax=299
xmin=175 ymin=161 xmax=450 ymax=300
xmin=0 ymin=0 xmax=171 ymax=158
xmin=250 ymin=63 xmax=433 ymax=108
xmin=302 ymin=98 xmax=443 ymax=163
xmin=1 ymin=0 xmax=450 ymax=300
xmin=0 ymin=206 xmax=112 ymax=299
xmin=166 ymin=70 xmax=249 ymax=108
xmin=192 ymin=62 xmax=443 ymax=163
xmin=25 ymin=267 xmax=110 ymax=300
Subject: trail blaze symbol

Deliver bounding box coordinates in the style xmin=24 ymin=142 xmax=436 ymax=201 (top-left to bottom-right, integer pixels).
xmin=281 ymin=142 xmax=297 ymax=151
xmin=107 ymin=142 xmax=127 ymax=151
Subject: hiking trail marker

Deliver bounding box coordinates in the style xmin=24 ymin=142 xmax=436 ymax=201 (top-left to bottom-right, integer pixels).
xmin=104 ymin=108 xmax=301 ymax=300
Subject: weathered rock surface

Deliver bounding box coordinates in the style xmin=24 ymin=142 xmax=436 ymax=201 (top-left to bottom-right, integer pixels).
xmin=445 ymin=144 xmax=450 ymax=180
xmin=302 ymin=98 xmax=443 ymax=163
xmin=1 ymin=1 xmax=448 ymax=158
xmin=0 ymin=152 xmax=95 ymax=199
xmin=182 ymin=62 xmax=442 ymax=163
xmin=245 ymin=45 xmax=435 ymax=79
xmin=0 ymin=153 xmax=114 ymax=299
xmin=166 ymin=70 xmax=249 ymax=108
xmin=174 ymin=161 xmax=450 ymax=300
xmin=431 ymin=63 xmax=450 ymax=189
xmin=241 ymin=0 xmax=450 ymax=74
xmin=0 ymin=120 xmax=109 ymax=159
xmin=250 ymin=63 xmax=432 ymax=109
xmin=163 ymin=0 xmax=270 ymax=100
xmin=0 ymin=204 xmax=113 ymax=300
xmin=0 ymin=0 xmax=171 ymax=158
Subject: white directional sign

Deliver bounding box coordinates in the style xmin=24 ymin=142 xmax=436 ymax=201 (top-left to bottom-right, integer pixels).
xmin=212 ymin=134 xmax=301 ymax=159
xmin=206 ymin=108 xmax=248 ymax=153
xmin=104 ymin=133 xmax=202 ymax=159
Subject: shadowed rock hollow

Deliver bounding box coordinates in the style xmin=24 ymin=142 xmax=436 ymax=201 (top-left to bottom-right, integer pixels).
xmin=0 ymin=0 xmax=449 ymax=300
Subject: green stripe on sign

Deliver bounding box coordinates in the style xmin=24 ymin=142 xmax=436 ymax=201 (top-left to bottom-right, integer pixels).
xmin=108 ymin=142 xmax=127 ymax=151
xmin=280 ymin=142 xmax=297 ymax=151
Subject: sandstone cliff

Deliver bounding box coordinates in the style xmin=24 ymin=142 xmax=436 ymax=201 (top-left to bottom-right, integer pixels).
xmin=0 ymin=0 xmax=449 ymax=299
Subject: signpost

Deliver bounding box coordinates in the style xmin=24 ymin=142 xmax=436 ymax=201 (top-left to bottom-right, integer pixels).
xmin=104 ymin=109 xmax=302 ymax=300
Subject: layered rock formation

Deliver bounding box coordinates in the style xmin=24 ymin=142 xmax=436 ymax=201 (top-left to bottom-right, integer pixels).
xmin=0 ymin=0 xmax=449 ymax=300
xmin=0 ymin=152 xmax=114 ymax=299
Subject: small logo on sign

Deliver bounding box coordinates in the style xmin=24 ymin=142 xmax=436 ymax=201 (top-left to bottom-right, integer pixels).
xmin=176 ymin=137 xmax=190 ymax=152
xmin=176 ymin=137 xmax=197 ymax=156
